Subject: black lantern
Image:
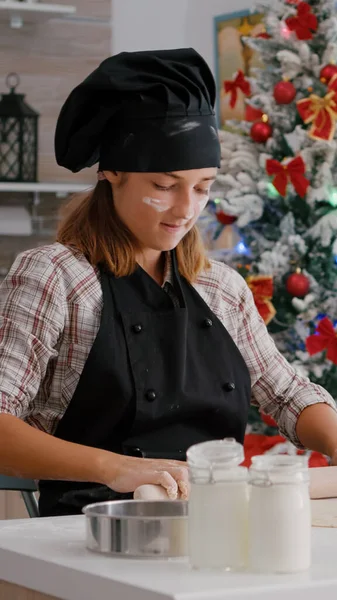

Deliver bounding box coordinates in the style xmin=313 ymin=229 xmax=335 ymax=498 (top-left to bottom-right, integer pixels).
xmin=0 ymin=73 xmax=39 ymax=182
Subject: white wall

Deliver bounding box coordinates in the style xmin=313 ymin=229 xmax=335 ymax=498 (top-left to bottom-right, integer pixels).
xmin=112 ymin=0 xmax=261 ymax=73
xmin=112 ymin=0 xmax=189 ymax=54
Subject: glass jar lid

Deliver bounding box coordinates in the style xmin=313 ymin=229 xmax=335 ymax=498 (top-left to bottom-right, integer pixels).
xmin=187 ymin=438 xmax=246 ymax=484
xmin=249 ymin=454 xmax=309 ymax=486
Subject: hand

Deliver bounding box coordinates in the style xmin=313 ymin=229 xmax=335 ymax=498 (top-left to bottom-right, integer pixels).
xmin=103 ymin=454 xmax=190 ymax=500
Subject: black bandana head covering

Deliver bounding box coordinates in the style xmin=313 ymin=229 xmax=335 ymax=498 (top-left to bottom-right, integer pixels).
xmin=55 ymin=48 xmax=220 ymax=173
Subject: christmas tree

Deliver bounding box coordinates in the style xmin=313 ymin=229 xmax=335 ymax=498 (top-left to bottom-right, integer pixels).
xmin=200 ymin=0 xmax=337 ymax=444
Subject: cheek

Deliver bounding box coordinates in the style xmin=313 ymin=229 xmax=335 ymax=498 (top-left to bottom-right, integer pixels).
xmin=194 ymin=198 xmax=208 ymax=217
xmin=125 ymin=198 xmax=162 ymax=233
xmin=115 ymin=196 xmax=145 ymax=231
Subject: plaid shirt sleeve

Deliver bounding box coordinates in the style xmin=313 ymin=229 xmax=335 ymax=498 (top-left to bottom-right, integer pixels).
xmin=0 ymin=249 xmax=66 ymax=419
xmin=235 ymin=272 xmax=337 ymax=447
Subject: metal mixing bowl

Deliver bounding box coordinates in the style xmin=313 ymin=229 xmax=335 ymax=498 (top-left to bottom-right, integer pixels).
xmin=83 ymin=500 xmax=188 ymax=558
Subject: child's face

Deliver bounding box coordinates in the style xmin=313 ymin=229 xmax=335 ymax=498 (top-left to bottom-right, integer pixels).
xmin=104 ymin=168 xmax=217 ymax=254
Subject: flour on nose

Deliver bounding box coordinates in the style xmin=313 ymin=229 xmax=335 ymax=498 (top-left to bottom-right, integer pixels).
xmin=142 ymin=197 xmax=170 ymax=212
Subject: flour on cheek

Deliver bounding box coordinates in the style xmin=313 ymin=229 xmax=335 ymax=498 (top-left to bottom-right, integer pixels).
xmin=142 ymin=196 xmax=208 ymax=219
xmin=142 ymin=197 xmax=171 ymax=213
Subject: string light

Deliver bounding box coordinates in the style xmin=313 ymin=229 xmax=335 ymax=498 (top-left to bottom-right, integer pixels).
xmin=235 ymin=241 xmax=249 ymax=255
xmin=280 ymin=22 xmax=292 ymax=39
xmin=328 ymin=188 xmax=337 ymax=207
xmin=267 ymin=182 xmax=281 ymax=198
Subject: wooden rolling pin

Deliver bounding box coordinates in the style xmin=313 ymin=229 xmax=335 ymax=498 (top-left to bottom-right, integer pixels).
xmin=309 ymin=466 xmax=337 ymax=499
xmin=134 ymin=467 xmax=337 ymax=501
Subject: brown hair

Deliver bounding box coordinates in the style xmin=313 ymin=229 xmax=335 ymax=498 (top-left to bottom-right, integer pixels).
xmin=57 ymin=179 xmax=210 ymax=282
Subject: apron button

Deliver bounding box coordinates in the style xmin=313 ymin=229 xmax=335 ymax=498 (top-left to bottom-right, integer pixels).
xmin=132 ymin=323 xmax=143 ymax=333
xmin=145 ymin=389 xmax=157 ymax=402
xmin=224 ymin=382 xmax=236 ymax=392
xmin=203 ymin=318 xmax=213 ymax=328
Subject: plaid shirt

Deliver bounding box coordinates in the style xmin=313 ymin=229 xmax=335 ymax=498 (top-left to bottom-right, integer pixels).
xmin=0 ymin=242 xmax=335 ymax=446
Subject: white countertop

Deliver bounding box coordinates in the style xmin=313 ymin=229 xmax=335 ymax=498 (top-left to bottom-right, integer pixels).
xmin=1 ymin=515 xmax=337 ymax=600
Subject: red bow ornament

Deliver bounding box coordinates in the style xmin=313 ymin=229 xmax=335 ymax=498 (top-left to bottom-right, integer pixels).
xmin=224 ymin=70 xmax=251 ymax=109
xmin=306 ymin=317 xmax=337 ymax=365
xmin=266 ymin=156 xmax=309 ymax=198
xmin=297 ymin=74 xmax=337 ymax=141
xmin=246 ymin=275 xmax=276 ymax=325
xmin=285 ymin=2 xmax=318 ymax=40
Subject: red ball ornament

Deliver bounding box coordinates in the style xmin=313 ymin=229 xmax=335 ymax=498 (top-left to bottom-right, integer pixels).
xmin=250 ymin=121 xmax=272 ymax=143
xmin=286 ymin=272 xmax=310 ymax=298
xmin=216 ymin=211 xmax=238 ymax=226
xmin=320 ymin=64 xmax=337 ymax=84
xmin=273 ymin=81 xmax=296 ymax=104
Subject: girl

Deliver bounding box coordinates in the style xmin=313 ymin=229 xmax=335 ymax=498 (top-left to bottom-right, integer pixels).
xmin=0 ymin=48 xmax=336 ymax=516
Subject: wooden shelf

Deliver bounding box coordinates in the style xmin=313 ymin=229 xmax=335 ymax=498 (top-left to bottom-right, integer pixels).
xmin=0 ymin=182 xmax=92 ymax=197
xmin=0 ymin=1 xmax=76 ymax=27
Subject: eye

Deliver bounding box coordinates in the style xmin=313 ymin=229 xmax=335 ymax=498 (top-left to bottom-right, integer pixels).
xmin=195 ymin=188 xmax=210 ymax=196
xmin=153 ymin=183 xmax=174 ymax=191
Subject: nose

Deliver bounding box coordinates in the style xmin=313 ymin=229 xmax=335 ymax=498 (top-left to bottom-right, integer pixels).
xmin=171 ymin=190 xmax=196 ymax=220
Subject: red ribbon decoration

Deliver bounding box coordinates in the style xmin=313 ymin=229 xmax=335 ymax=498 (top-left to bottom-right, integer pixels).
xmin=224 ymin=70 xmax=251 ymax=109
xmin=243 ymin=434 xmax=329 ymax=468
xmin=266 ymin=156 xmax=309 ymax=198
xmin=297 ymin=74 xmax=337 ymax=141
xmin=245 ymin=104 xmax=264 ymax=122
xmin=306 ymin=317 xmax=337 ymax=365
xmin=256 ymin=32 xmax=271 ymax=39
xmin=285 ymin=2 xmax=318 ymax=40
xmin=246 ymin=275 xmax=276 ymax=325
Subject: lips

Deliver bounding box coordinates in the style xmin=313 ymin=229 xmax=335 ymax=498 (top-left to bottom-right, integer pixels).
xmin=160 ymin=223 xmax=184 ymax=234
xmin=161 ymin=222 xmax=185 ymax=227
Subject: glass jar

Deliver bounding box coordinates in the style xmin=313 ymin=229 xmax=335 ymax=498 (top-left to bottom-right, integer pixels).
xmin=187 ymin=438 xmax=248 ymax=570
xmin=248 ymin=454 xmax=311 ymax=573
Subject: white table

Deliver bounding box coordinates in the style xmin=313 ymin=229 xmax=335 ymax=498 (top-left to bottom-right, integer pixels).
xmin=0 ymin=515 xmax=337 ymax=600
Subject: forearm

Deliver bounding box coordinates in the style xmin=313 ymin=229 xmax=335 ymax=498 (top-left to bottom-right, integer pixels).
xmin=295 ymin=403 xmax=337 ymax=459
xmin=0 ymin=413 xmax=190 ymax=499
xmin=0 ymin=413 xmax=115 ymax=484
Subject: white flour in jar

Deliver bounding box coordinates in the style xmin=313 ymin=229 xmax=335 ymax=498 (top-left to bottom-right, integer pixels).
xmin=249 ymin=482 xmax=311 ymax=573
xmin=188 ymin=479 xmax=248 ymax=570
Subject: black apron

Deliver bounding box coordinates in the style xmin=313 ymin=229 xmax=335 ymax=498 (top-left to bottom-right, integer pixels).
xmin=39 ymin=251 xmax=251 ymax=516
